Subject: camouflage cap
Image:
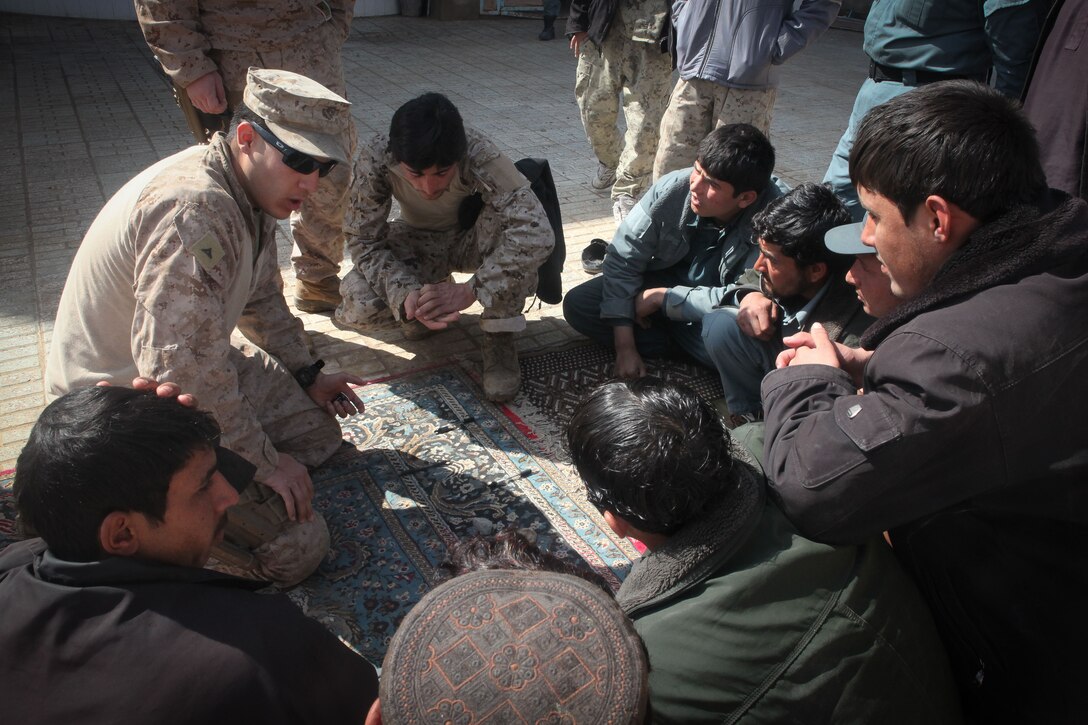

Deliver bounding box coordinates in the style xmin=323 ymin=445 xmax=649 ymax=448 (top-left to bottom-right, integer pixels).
xmin=242 ymin=67 xmax=352 ymax=164
xmin=381 ymin=569 xmax=649 ymax=724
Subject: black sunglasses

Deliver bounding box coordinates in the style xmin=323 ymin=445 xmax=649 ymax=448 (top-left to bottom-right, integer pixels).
xmin=251 ymin=122 xmax=338 ymax=178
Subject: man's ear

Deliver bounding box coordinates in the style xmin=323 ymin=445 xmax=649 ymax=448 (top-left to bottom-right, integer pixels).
xmin=804 ymin=261 xmax=828 ymax=285
xmin=364 ymin=698 xmax=382 ymax=725
xmin=924 ymin=195 xmax=977 ymax=248
xmin=602 ymin=510 xmax=629 ymax=539
xmin=736 ymin=189 xmax=759 ymax=209
xmin=99 ymin=511 xmax=140 ymax=557
xmin=235 ymin=120 xmax=256 ymax=150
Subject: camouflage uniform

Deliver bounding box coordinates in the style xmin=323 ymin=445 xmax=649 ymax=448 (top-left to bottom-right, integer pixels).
xmin=134 ymin=0 xmax=357 ymax=302
xmin=652 ymin=79 xmax=777 ymax=179
xmin=45 ymin=135 xmax=336 ymax=588
xmin=336 ymin=130 xmax=553 ymax=334
xmin=575 ymin=6 xmax=673 ymax=201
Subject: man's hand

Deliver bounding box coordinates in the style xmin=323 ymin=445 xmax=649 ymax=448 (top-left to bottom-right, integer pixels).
xmin=306 ymin=371 xmax=366 ymax=418
xmin=97 ymin=377 xmax=198 ymax=407
xmin=775 ymin=323 xmax=873 ymax=386
xmin=570 ymin=31 xmax=589 ymax=56
xmin=404 ymin=285 xmax=470 ymax=330
xmin=635 ymin=288 xmax=666 ymax=328
xmin=185 ymin=71 xmax=227 ymax=114
xmin=261 ymin=452 xmax=314 ymax=522
xmin=612 ymin=326 xmax=647 ymax=379
xmin=736 ymin=292 xmax=779 ymax=341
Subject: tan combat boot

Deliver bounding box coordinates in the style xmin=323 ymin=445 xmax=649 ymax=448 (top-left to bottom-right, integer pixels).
xmin=294 ymin=277 xmax=342 ymax=314
xmin=482 ymin=332 xmax=521 ymax=402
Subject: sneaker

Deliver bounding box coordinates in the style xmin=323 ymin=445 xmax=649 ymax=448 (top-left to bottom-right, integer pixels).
xmin=612 ymin=194 xmax=636 ymax=226
xmin=590 ymin=162 xmax=616 ymax=194
xmin=482 ymin=332 xmax=521 ymax=402
xmin=294 ymin=277 xmax=341 ymax=314
xmin=581 ymin=238 xmax=607 ymax=275
xmin=727 ymin=410 xmax=764 ymax=430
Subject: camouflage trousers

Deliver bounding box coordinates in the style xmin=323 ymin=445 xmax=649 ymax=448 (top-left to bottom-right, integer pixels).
xmin=212 ymin=341 xmax=342 ymax=588
xmin=174 ymin=21 xmax=357 ymax=293
xmin=653 ymin=77 xmax=777 ymax=180
xmin=336 ymin=220 xmax=541 ymax=334
xmin=575 ymin=23 xmax=674 ymax=200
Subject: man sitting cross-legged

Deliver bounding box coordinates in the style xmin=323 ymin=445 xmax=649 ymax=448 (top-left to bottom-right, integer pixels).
xmin=0 ymin=385 xmax=378 ymax=724
xmin=701 ymin=183 xmax=873 ymax=427
xmin=563 ymin=124 xmax=785 ymax=379
xmin=566 ymin=378 xmax=962 ymax=724
xmin=335 ymin=92 xmax=554 ymax=402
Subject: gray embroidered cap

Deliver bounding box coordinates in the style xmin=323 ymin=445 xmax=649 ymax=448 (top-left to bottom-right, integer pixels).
xmin=242 ymin=67 xmax=352 ymax=164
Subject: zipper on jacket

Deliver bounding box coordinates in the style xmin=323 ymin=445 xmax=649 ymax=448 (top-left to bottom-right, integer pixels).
xmin=696 ymin=0 xmax=724 ymax=78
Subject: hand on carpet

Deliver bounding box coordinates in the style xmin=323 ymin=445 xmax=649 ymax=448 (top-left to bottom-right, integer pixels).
xmin=308 ymin=371 xmax=366 ymax=418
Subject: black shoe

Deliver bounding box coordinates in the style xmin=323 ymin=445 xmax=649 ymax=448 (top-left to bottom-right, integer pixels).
xmin=538 ymin=15 xmax=556 ymax=41
xmin=581 ymin=238 xmax=607 ymax=275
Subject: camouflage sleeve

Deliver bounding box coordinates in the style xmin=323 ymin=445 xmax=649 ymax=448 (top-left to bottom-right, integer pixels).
xmin=134 ymin=0 xmax=218 ymax=89
xmin=330 ymin=0 xmax=355 ymax=41
xmin=345 ymin=134 xmax=421 ymax=318
xmin=131 ymin=200 xmax=279 ymax=479
xmin=472 ymin=153 xmax=554 ymax=310
xmin=236 ymin=225 xmax=314 ymax=376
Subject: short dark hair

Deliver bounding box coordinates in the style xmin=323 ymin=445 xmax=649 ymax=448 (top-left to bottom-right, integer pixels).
xmin=14 ymin=387 xmax=221 ymax=561
xmin=752 ymin=182 xmax=853 ymax=268
xmin=441 ymin=530 xmax=611 ymax=592
xmin=566 ymin=378 xmax=737 ymax=535
xmin=696 ymin=123 xmax=775 ymax=195
xmin=228 ymin=104 xmax=264 ymax=137
xmin=388 ymin=92 xmax=467 ymax=170
xmin=849 ymin=80 xmax=1048 ymax=224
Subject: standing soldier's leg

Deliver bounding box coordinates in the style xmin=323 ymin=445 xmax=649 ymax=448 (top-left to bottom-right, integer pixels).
xmin=712 ymin=85 xmax=777 ymax=138
xmin=611 ymin=36 xmax=673 ymax=222
xmin=575 ymin=34 xmax=623 ymax=194
xmin=652 ymin=77 xmax=717 ymax=180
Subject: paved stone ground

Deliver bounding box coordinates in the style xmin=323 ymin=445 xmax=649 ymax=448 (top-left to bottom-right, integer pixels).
xmin=0 ymin=12 xmax=867 ymax=470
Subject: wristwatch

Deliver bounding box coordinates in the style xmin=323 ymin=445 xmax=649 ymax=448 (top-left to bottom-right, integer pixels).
xmin=294 ymin=359 xmax=325 ymax=389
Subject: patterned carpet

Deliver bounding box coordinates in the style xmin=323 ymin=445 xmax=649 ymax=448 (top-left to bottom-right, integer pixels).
xmin=0 ymin=357 xmax=646 ymax=664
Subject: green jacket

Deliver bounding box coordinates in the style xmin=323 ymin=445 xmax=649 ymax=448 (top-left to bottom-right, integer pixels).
xmin=617 ymin=447 xmax=963 ymax=724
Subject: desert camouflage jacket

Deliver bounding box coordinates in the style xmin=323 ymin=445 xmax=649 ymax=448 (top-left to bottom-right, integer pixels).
xmin=135 ymin=0 xmax=354 ymax=88
xmin=46 ymin=135 xmax=314 ymax=480
xmin=344 ymin=129 xmax=552 ymax=318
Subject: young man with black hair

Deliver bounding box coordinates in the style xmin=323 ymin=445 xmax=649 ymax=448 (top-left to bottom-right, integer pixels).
xmin=701 ymin=182 xmax=872 ymax=427
xmin=563 ymin=124 xmax=785 ymax=378
xmin=565 ymin=378 xmax=961 ymax=724
xmin=46 ymin=68 xmax=364 ymax=588
xmin=767 ymin=80 xmax=1088 ymax=722
xmin=335 ymin=92 xmax=553 ymax=402
xmin=0 ymin=385 xmax=378 ymax=724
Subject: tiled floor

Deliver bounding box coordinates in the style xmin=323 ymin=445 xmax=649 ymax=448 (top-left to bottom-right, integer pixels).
xmin=0 ymin=12 xmax=868 ymax=469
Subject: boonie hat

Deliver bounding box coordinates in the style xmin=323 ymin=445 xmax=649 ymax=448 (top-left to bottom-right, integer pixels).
xmin=381 ymin=569 xmax=649 ymax=724
xmin=242 ymin=68 xmax=352 ymax=164
xmin=823 ymin=219 xmax=872 ymax=255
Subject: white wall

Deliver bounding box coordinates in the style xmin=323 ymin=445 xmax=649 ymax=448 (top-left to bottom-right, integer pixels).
xmin=0 ymin=0 xmax=399 ymax=20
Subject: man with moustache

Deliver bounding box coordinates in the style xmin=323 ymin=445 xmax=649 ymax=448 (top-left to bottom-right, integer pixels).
xmin=0 ymin=385 xmax=379 ymax=724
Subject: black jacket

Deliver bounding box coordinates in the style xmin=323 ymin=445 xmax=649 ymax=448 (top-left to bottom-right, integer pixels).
xmin=0 ymin=539 xmax=378 ymax=724
xmin=761 ymin=193 xmax=1088 ymax=724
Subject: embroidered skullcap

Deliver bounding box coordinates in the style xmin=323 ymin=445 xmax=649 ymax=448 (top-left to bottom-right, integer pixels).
xmin=381 ymin=569 xmax=648 ymax=724
xmin=242 ymin=67 xmax=352 ymax=164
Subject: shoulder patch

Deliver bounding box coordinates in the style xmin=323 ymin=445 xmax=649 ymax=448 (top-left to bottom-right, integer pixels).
xmin=190 ymin=232 xmax=225 ymax=273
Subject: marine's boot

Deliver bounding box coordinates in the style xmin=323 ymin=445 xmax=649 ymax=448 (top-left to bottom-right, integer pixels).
xmin=294 ymin=277 xmax=342 ymax=314
xmin=482 ymin=332 xmax=521 ymax=402
xmin=538 ymin=15 xmax=556 ymax=41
